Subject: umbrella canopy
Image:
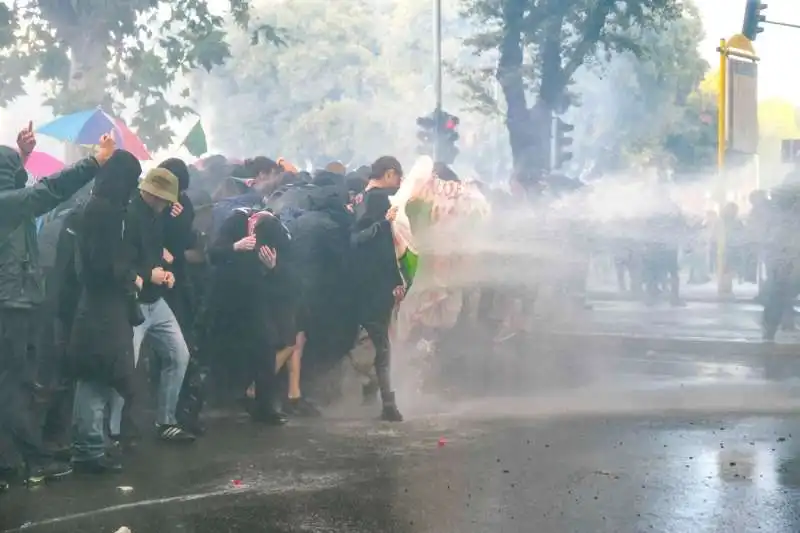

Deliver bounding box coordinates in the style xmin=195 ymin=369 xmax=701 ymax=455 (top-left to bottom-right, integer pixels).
xmin=25 ymin=151 xmax=65 ymax=178
xmin=36 ymin=108 xmax=151 ymax=160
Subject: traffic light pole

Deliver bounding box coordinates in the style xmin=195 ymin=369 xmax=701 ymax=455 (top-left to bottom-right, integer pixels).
xmin=764 ymin=20 xmax=800 ymax=30
xmin=433 ymin=0 xmax=442 ymax=161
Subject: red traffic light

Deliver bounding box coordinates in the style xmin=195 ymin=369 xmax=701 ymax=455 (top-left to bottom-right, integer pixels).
xmin=445 ymin=119 xmax=456 ymax=130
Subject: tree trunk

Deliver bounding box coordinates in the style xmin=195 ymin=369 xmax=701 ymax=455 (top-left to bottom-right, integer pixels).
xmin=496 ymin=0 xmax=532 ymax=175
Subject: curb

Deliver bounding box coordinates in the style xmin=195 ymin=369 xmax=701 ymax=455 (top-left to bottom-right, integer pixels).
xmin=543 ymin=332 xmax=800 ymax=358
xmin=586 ymin=291 xmax=763 ymax=305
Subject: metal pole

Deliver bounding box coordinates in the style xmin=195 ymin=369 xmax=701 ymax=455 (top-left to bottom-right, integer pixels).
xmin=716 ymin=38 xmax=730 ymax=297
xmin=433 ymin=0 xmax=442 ymax=161
xmin=765 ymin=20 xmax=800 ymax=30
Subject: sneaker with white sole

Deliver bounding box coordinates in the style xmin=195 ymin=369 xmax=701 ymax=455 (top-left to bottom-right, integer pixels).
xmin=157 ymin=424 xmax=196 ymax=443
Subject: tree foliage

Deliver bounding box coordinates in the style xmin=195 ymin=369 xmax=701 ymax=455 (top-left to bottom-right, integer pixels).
xmin=568 ymin=2 xmax=713 ymax=176
xmin=0 ymin=0 xmax=283 ymax=150
xmin=461 ymin=0 xmax=684 ymax=173
xmin=188 ymin=0 xmax=485 ymax=167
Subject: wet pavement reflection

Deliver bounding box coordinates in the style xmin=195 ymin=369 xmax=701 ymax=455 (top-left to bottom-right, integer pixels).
xmin=4 ymin=348 xmax=800 ymax=532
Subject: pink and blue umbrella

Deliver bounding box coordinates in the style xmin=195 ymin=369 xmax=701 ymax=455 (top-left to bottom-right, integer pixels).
xmin=36 ymin=108 xmax=151 ymax=161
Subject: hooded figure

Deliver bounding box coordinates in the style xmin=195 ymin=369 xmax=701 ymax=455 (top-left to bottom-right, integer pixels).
xmin=0 ymin=143 xmax=103 ymax=484
xmin=69 ymin=150 xmax=143 ymax=472
xmin=205 ymin=208 xmax=293 ymax=424
xmin=267 ymin=175 xmax=356 ymax=405
xmin=158 ymin=158 xmax=196 ymax=328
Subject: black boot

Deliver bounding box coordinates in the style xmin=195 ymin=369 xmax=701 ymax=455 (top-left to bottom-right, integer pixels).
xmin=380 ymin=392 xmax=403 ymax=422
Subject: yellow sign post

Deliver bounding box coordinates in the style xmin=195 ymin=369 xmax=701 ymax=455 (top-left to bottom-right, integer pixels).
xmin=716 ymin=34 xmax=759 ymax=297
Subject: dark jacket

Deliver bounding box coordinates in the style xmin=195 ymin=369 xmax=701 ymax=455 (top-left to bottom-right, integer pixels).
xmin=279 ymin=184 xmax=351 ymax=306
xmin=69 ymin=150 xmax=141 ymax=391
xmin=127 ymin=194 xmax=167 ymax=304
xmin=163 ymin=191 xmax=197 ymax=325
xmin=279 ymin=183 xmax=356 ymax=361
xmin=351 ymin=186 xmax=403 ymax=313
xmin=0 ymin=147 xmax=99 ymax=309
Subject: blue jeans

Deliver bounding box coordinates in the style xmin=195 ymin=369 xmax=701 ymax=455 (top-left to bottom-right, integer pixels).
xmin=71 ymin=380 xmax=113 ymax=462
xmin=109 ymin=298 xmax=190 ymax=434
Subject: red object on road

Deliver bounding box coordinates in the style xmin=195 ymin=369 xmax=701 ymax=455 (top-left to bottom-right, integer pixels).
xmin=438 ymin=437 xmax=447 ymax=448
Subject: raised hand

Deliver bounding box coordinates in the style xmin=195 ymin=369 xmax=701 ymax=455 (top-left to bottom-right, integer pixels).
xmin=16 ymin=121 xmax=36 ymax=162
xmin=95 ymin=132 xmax=116 ymax=165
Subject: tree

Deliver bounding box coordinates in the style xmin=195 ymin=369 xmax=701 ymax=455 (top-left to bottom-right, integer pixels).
xmin=461 ymin=0 xmax=683 ymax=174
xmin=0 ymin=0 xmax=282 ymax=150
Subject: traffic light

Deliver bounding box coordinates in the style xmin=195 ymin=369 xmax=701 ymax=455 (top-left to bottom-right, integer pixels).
xmin=416 ymin=115 xmax=436 ymax=156
xmin=742 ymin=0 xmax=767 ymax=41
xmin=551 ymin=116 xmax=574 ymax=169
xmin=437 ymin=111 xmax=459 ymax=165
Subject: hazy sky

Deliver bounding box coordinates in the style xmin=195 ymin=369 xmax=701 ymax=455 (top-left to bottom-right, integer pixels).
xmin=0 ymin=0 xmax=797 ymax=149
xmin=697 ymin=0 xmax=799 ymax=102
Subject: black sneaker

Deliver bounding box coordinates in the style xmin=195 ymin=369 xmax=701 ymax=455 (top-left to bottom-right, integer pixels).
xmin=251 ymin=408 xmax=289 ymax=426
xmin=157 ymin=424 xmax=196 ymax=443
xmin=26 ymin=461 xmax=72 ymax=485
xmin=284 ymin=397 xmax=322 ymax=418
xmin=0 ymin=479 xmax=8 ymax=492
xmin=73 ymin=455 xmax=123 ymax=475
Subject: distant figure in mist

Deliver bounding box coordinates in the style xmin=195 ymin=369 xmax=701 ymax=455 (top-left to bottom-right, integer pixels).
xmin=761 ymin=167 xmax=800 ymax=341
xmin=641 ymin=198 xmax=686 ymax=307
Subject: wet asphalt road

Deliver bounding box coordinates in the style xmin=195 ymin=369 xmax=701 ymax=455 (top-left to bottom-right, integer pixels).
xmin=5 ymin=344 xmax=800 ymax=533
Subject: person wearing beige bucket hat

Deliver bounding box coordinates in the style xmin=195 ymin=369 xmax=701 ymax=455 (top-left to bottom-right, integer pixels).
xmin=139 ymin=167 xmax=179 ymax=206
xmin=108 ymin=165 xmax=197 ymax=444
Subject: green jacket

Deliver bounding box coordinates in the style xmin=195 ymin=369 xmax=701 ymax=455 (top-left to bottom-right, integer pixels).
xmin=0 ymin=146 xmax=99 ymax=309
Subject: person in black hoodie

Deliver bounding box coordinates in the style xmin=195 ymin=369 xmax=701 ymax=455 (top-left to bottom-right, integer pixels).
xmin=69 ymin=150 xmax=143 ymax=474
xmin=159 ymin=158 xmax=196 ymax=331
xmin=271 ymin=171 xmax=355 ymax=414
xmin=351 ymin=156 xmax=405 ymax=422
xmin=206 ymin=208 xmax=293 ymax=424
xmin=0 ymin=125 xmax=114 ymax=488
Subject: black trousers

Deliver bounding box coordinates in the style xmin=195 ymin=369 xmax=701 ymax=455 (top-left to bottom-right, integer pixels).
xmin=0 ymin=308 xmax=50 ymax=468
xmin=762 ymin=259 xmax=799 ymax=340
xmin=357 ymin=301 xmax=394 ymax=403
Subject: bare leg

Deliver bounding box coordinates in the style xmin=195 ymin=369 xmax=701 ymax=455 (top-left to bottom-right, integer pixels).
xmin=288 ymin=332 xmax=306 ymax=400
xmin=274 ymin=345 xmax=294 ymax=374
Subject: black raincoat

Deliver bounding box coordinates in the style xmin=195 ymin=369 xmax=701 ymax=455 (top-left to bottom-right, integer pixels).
xmin=68 ymin=150 xmax=142 ymax=392
xmin=269 ymin=180 xmax=357 ymax=375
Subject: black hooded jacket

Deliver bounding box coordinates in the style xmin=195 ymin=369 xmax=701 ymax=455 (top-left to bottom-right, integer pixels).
xmin=0 ymin=146 xmax=100 ymax=309
xmin=351 ymin=186 xmax=403 ymax=313
xmin=70 ymin=150 xmax=142 ymax=389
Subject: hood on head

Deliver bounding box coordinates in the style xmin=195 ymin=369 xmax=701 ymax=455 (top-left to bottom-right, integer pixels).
xmin=252 ymin=211 xmax=290 ymax=250
xmin=0 ymin=146 xmax=27 ymax=191
xmin=158 ymin=157 xmax=190 ymax=191
xmin=92 ymin=150 xmax=142 ymax=205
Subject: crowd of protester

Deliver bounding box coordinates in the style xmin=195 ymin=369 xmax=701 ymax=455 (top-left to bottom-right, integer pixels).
xmin=0 ymin=125 xmax=420 ymax=491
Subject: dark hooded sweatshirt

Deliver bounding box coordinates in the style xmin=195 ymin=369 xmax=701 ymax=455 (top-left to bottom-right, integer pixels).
xmin=351 ymin=186 xmax=403 ymax=315
xmin=207 ymin=209 xmax=295 ymax=348
xmin=0 ymin=147 xmax=100 ymax=309
xmin=69 ymin=150 xmax=142 ymax=390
